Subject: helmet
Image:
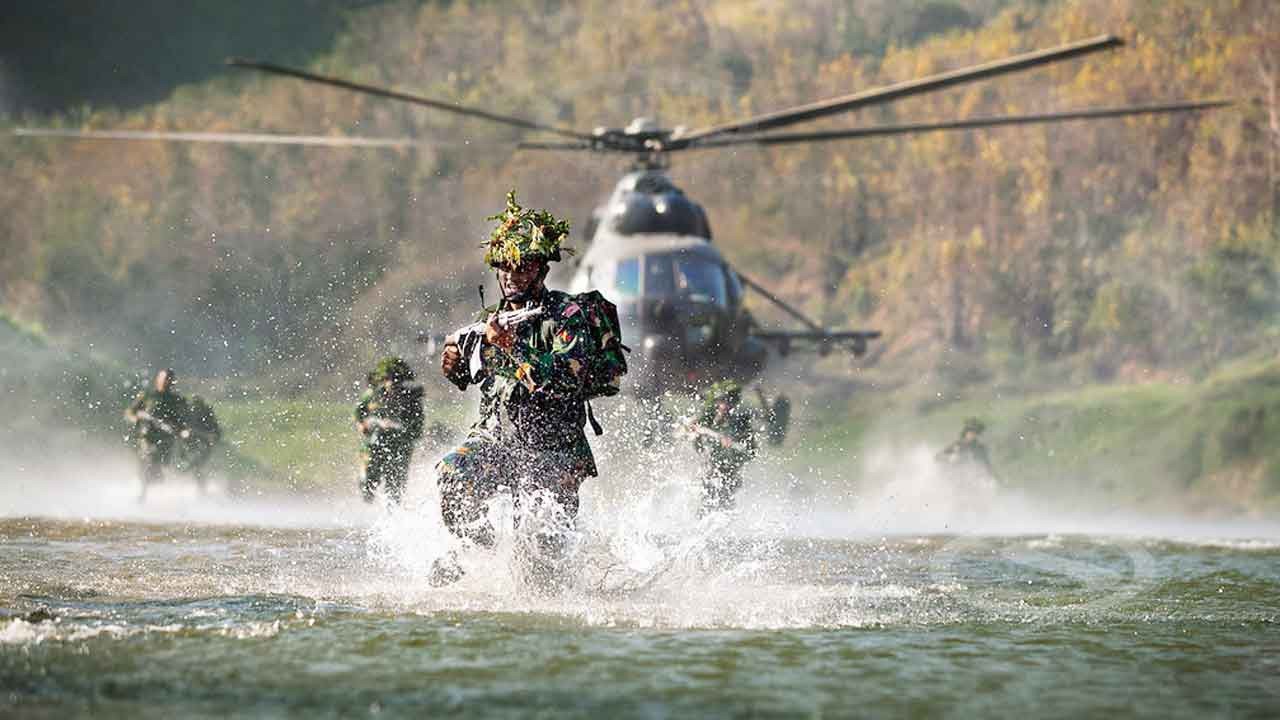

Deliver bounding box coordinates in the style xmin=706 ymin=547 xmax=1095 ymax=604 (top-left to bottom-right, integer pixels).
xmin=483 ymin=190 xmax=573 ymax=268
xmin=373 ymin=356 xmax=415 ymax=383
xmin=705 ymin=379 xmax=742 ymax=405
xmin=963 ymin=417 xmax=986 ymax=435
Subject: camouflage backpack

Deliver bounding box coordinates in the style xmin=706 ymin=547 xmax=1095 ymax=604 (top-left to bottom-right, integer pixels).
xmin=574 ymin=289 xmax=628 ymax=401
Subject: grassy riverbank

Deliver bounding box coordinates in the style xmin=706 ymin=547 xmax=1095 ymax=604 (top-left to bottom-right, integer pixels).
xmin=6 ymin=309 xmax=1279 ymax=514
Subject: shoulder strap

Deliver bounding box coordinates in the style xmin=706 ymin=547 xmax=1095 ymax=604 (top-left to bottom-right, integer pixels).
xmin=586 ymin=401 xmax=603 ymax=436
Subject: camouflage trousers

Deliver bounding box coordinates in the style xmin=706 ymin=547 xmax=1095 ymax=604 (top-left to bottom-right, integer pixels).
xmin=701 ymin=461 xmax=746 ymax=513
xmin=137 ymin=434 xmax=175 ymax=485
xmin=435 ymin=435 xmax=585 ymax=547
xmin=360 ymin=444 xmax=413 ymax=504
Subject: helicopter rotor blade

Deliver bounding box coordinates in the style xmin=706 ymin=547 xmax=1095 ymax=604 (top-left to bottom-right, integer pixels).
xmin=11 ymin=127 xmax=430 ymax=148
xmin=686 ymin=100 xmax=1232 ymax=149
xmin=516 ymin=141 xmax=599 ymax=151
xmin=227 ymin=58 xmax=596 ymax=143
xmin=678 ymin=35 xmax=1124 ymax=144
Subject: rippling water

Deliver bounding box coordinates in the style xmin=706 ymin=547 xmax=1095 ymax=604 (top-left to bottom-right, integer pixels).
xmin=3 ymin=464 xmax=1279 ymax=718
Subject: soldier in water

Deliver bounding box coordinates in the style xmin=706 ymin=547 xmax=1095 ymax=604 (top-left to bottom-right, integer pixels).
xmin=435 ymin=191 xmax=626 ymax=569
xmin=124 ymin=368 xmax=189 ymax=501
xmin=178 ymin=395 xmax=222 ymax=492
xmin=936 ymin=417 xmax=998 ymax=486
xmin=355 ymin=356 xmax=425 ymax=504
xmin=686 ymin=380 xmax=758 ymax=513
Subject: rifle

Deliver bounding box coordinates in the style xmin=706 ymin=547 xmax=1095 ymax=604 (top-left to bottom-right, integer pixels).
xmin=674 ymin=419 xmax=749 ymax=453
xmin=363 ymin=416 xmax=405 ymax=447
xmin=134 ymin=410 xmax=188 ymax=439
xmin=446 ymin=307 xmax=545 ymax=383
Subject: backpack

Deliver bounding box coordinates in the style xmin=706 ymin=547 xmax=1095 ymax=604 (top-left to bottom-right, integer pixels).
xmin=574 ymin=289 xmax=629 ymax=401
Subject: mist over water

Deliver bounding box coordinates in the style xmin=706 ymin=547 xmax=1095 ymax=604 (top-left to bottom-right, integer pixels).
xmin=3 ymin=409 xmax=1279 ymax=717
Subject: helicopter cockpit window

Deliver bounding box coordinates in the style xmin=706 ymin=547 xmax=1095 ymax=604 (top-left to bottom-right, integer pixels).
xmin=643 ymin=253 xmax=726 ymax=306
xmin=613 ymin=258 xmax=640 ymax=298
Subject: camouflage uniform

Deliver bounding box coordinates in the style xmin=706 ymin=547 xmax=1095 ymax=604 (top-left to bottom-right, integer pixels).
xmin=126 ymin=383 xmax=188 ymax=491
xmin=693 ymin=381 xmax=757 ymax=512
xmin=177 ymin=395 xmax=221 ymax=491
xmin=436 ymin=190 xmax=622 ymax=547
xmin=937 ymin=417 xmax=997 ymax=484
xmin=438 ymin=289 xmax=600 ymax=545
xmin=356 ymin=357 xmax=425 ymax=504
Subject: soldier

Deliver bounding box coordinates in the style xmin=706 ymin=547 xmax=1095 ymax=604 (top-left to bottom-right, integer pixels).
xmin=687 ymin=380 xmax=758 ymax=513
xmin=436 ymin=191 xmax=624 ymax=555
xmin=355 ymin=356 xmax=425 ymax=504
xmin=124 ymin=368 xmax=189 ymax=500
xmin=936 ymin=417 xmax=998 ymax=486
xmin=178 ymin=395 xmax=222 ymax=492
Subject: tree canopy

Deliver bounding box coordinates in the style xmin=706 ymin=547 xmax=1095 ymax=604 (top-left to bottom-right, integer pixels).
xmin=1 ymin=0 xmax=1277 ymax=392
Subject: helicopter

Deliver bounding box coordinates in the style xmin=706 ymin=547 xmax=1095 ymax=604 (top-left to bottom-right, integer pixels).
xmin=15 ymin=34 xmax=1228 ymax=400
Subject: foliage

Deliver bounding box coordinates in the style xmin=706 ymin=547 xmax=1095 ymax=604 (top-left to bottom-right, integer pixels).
xmin=1 ymin=0 xmax=1278 ymax=392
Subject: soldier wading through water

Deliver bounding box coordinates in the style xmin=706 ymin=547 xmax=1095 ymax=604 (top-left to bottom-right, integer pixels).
xmin=687 ymin=380 xmax=758 ymax=513
xmin=355 ymin=356 xmax=425 ymax=504
xmin=936 ymin=417 xmax=999 ymax=488
xmin=434 ymin=191 xmax=627 ymax=583
xmin=124 ymin=368 xmax=190 ymax=501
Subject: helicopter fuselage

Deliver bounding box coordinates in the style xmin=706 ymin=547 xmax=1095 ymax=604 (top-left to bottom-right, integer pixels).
xmin=566 ymin=170 xmax=768 ymax=397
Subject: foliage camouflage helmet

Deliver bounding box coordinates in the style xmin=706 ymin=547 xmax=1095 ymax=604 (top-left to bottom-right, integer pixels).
xmin=374 ymin=356 xmax=415 ymax=383
xmin=706 ymin=379 xmax=743 ymax=405
xmin=483 ymin=190 xmax=573 ymax=268
xmin=963 ymin=417 xmax=986 ymax=435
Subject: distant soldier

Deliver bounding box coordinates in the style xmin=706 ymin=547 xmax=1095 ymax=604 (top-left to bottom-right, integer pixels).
xmin=124 ymin=368 xmax=189 ymax=500
xmin=355 ymin=356 xmax=425 ymax=504
xmin=437 ymin=191 xmax=626 ymax=556
xmin=755 ymin=388 xmax=792 ymax=446
xmin=936 ymin=417 xmax=998 ymax=486
xmin=686 ymin=380 xmax=758 ymax=512
xmin=178 ymin=395 xmax=222 ymax=492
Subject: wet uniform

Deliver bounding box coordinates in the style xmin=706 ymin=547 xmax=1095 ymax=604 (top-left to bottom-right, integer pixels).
xmin=694 ymin=401 xmax=757 ymax=511
xmin=126 ymin=387 xmax=188 ymax=489
xmin=178 ymin=395 xmax=221 ymax=490
xmin=437 ymin=289 xmax=598 ymax=545
xmin=356 ymin=380 xmax=425 ymax=503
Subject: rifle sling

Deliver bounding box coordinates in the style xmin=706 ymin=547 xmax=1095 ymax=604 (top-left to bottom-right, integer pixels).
xmin=586 ymin=401 xmax=603 ymax=436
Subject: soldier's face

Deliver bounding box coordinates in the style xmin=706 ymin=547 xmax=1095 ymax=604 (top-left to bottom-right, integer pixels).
xmin=963 ymin=430 xmax=977 ymax=442
xmin=154 ymin=371 xmax=171 ymax=392
xmin=498 ymin=261 xmax=546 ymax=300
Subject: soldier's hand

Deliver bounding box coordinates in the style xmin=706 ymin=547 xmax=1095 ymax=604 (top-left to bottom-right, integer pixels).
xmin=441 ymin=342 xmax=462 ymax=377
xmin=720 ymin=436 xmax=734 ymax=449
xmin=484 ymin=314 xmax=515 ymax=351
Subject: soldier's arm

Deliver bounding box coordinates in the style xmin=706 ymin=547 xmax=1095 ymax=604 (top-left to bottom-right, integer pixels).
xmin=442 ymin=342 xmax=472 ymax=391
xmin=503 ymin=308 xmax=594 ymax=397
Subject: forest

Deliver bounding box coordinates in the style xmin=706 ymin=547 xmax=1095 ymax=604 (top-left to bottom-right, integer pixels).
xmin=1 ymin=0 xmax=1278 ymax=396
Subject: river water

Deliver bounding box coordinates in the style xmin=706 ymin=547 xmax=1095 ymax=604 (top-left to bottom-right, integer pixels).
xmin=2 ymin=454 xmax=1279 ymax=718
